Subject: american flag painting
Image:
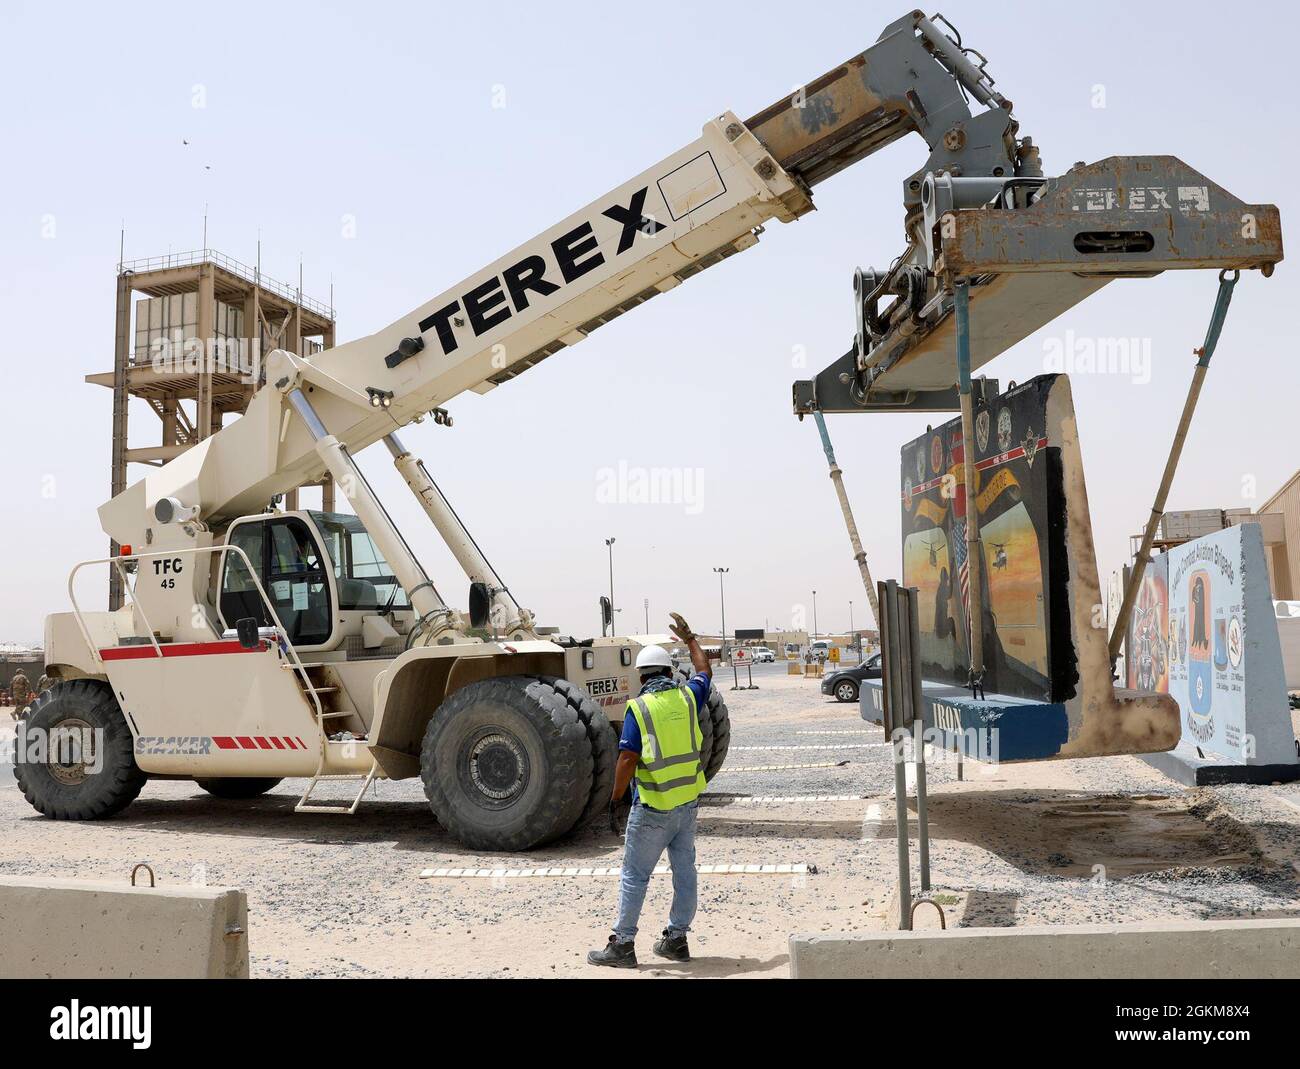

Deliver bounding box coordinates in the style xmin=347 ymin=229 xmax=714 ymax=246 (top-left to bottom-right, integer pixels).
xmin=952 ymin=517 xmax=970 ymax=631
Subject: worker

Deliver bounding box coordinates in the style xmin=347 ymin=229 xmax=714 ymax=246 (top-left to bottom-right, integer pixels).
xmin=9 ymin=669 xmax=32 ymax=719
xmin=588 ymin=612 xmax=710 ymax=969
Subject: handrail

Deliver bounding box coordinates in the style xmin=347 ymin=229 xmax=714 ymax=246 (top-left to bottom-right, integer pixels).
xmin=117 ymin=247 xmax=334 ymax=321
xmin=66 ymin=546 xmax=326 ymax=732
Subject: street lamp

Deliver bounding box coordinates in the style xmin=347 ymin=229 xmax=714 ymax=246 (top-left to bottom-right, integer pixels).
xmin=713 ymin=567 xmax=729 ymax=659
xmin=605 ymin=538 xmax=616 ymax=635
xmin=850 ymin=600 xmax=855 ymax=653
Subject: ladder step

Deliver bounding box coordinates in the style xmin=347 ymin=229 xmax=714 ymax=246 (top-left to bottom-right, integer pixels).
xmin=305 ymin=686 xmax=339 ymax=694
xmin=320 ymin=711 xmax=353 ymax=719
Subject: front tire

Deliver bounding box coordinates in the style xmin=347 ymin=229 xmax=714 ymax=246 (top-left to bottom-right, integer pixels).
xmin=15 ymin=680 xmax=146 ymax=820
xmin=195 ymin=777 xmax=282 ymax=799
xmin=834 ymin=679 xmax=859 ymax=703
xmin=420 ymin=676 xmax=595 ymax=851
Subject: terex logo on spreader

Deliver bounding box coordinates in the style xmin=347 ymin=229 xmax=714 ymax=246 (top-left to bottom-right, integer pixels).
xmin=416 ymin=187 xmax=664 ymax=357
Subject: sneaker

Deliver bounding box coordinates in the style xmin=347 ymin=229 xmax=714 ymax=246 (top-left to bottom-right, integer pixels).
xmin=587 ymin=934 xmax=637 ymax=969
xmin=653 ymin=929 xmax=690 ymax=961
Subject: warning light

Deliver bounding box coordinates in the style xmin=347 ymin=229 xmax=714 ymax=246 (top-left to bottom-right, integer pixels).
xmin=120 ymin=544 xmax=132 ymax=556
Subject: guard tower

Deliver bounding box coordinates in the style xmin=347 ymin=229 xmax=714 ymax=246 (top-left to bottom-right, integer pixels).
xmin=91 ymin=249 xmax=336 ymax=609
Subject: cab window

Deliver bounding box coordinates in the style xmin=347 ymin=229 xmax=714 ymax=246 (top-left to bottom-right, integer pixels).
xmin=219 ymin=517 xmax=333 ymax=647
xmin=311 ymin=511 xmax=409 ymax=612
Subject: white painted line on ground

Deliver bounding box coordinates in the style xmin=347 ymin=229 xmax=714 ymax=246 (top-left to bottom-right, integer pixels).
xmin=701 ymin=794 xmax=863 ymax=806
xmin=860 ymin=802 xmax=884 ymax=840
xmin=796 ymin=730 xmax=873 ymax=736
xmin=715 ymin=762 xmax=841 ymax=773
xmin=730 ymin=744 xmax=884 ymax=752
xmin=418 ymin=863 xmax=809 ymax=880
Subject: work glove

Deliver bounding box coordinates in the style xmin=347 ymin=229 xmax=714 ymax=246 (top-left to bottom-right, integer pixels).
xmin=669 ymin=612 xmax=695 ymax=643
xmin=608 ymin=800 xmax=623 ymax=837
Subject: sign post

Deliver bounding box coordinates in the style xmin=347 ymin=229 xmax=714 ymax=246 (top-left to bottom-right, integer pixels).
xmin=730 ymin=646 xmax=758 ymax=691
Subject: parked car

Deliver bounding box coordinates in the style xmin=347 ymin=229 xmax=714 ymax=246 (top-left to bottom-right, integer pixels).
xmin=822 ymin=652 xmax=882 ymax=703
xmin=751 ymin=646 xmax=776 ymax=662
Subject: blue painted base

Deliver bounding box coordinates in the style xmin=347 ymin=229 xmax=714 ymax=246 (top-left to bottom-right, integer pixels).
xmin=860 ymin=679 xmax=1071 ymax=763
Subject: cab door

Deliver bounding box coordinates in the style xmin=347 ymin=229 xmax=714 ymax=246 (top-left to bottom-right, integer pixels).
xmin=220 ymin=515 xmax=335 ymax=650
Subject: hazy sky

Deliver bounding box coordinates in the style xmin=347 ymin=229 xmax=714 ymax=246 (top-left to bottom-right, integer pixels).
xmin=1 ymin=0 xmax=1296 ymax=646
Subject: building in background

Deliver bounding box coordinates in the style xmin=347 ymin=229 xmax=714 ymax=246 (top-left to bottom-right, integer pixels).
xmin=90 ymin=248 xmax=336 ymax=608
xmin=1260 ymin=469 xmax=1300 ymax=600
xmin=1129 ymin=500 xmax=1289 ymax=599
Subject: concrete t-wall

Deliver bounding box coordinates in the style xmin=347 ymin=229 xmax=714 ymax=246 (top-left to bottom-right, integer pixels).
xmin=790 ymin=919 xmax=1300 ymax=979
xmin=0 ymin=877 xmax=248 ymax=979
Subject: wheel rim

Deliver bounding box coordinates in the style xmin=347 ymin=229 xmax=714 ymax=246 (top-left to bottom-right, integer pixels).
xmin=836 ymin=683 xmax=856 ymax=702
xmin=47 ymin=717 xmax=97 ymax=786
xmin=460 ymin=728 xmax=530 ymax=809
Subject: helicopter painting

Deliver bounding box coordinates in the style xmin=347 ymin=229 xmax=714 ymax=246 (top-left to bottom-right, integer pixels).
xmin=924 ymin=534 xmax=946 ymax=568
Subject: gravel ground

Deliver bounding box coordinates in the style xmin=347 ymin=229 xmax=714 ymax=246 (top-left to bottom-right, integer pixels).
xmin=2 ymin=673 xmax=1298 ymax=978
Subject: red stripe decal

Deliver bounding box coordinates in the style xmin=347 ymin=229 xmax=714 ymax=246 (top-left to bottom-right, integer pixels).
xmin=236 ymin=737 xmax=256 ymax=749
xmin=100 ymin=639 xmax=268 ymax=661
xmin=213 ymin=736 xmax=238 ymax=750
xmin=295 ymin=737 xmax=306 ymax=749
xmin=255 ymin=737 xmax=272 ymax=750
xmin=270 ymin=737 xmax=285 ymax=750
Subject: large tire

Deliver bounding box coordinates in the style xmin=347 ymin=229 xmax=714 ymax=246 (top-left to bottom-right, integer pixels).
xmin=195 ymin=777 xmax=282 ymax=799
xmin=15 ymin=680 xmax=146 ymax=820
xmin=674 ymin=669 xmax=731 ymax=781
xmin=549 ymin=677 xmax=617 ymax=831
xmin=420 ymin=676 xmax=595 ymax=851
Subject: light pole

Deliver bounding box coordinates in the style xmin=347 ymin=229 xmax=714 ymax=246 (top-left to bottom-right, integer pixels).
xmin=812 ymin=589 xmax=818 ymax=642
xmin=604 ymin=538 xmax=616 ymax=634
xmin=850 ymin=600 xmax=855 ymax=655
xmin=644 ymin=597 xmax=649 ymax=633
xmin=714 ymin=567 xmax=729 ymax=659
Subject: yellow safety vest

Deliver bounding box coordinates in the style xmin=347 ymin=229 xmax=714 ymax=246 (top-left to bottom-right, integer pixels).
xmin=626 ymin=685 xmax=705 ymax=811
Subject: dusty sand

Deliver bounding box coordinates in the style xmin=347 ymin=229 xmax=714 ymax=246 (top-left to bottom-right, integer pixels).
xmin=2 ymin=674 xmax=1299 ymax=978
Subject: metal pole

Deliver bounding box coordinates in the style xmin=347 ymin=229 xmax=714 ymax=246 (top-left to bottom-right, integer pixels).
xmin=605 ymin=538 xmax=616 ymax=632
xmin=812 ymin=589 xmax=818 ymax=642
xmin=811 ymin=410 xmax=882 ymax=628
xmin=883 ymin=580 xmax=912 ymax=929
xmin=644 ymin=597 xmax=649 ymax=634
xmin=954 ymin=281 xmax=985 ymax=687
xmin=714 ymin=567 xmax=729 ymax=659
xmin=1108 ymin=270 xmax=1240 ymax=663
xmin=908 ymin=586 xmax=930 ymax=892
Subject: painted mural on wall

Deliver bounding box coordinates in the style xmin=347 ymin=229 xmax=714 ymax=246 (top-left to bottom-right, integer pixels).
xmin=900 ymin=375 xmax=1072 ymax=702
xmin=1127 ymin=525 xmax=1252 ymax=761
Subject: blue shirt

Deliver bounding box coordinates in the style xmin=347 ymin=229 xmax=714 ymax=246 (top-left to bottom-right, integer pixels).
xmin=620 ymin=673 xmax=711 ymax=804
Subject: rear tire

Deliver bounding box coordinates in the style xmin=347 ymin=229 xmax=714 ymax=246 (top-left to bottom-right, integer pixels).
xmin=420 ymin=676 xmax=594 ymax=851
xmin=675 ymin=669 xmax=731 ymax=780
xmin=195 ymin=777 xmax=282 ymax=799
xmin=15 ymin=680 xmax=146 ymax=820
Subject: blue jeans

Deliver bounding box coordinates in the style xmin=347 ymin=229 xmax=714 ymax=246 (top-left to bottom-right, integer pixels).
xmin=614 ymin=800 xmax=698 ymax=942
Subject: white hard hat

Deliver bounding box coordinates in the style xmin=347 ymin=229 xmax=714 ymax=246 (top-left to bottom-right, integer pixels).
xmin=635 ymin=645 xmax=673 ymax=672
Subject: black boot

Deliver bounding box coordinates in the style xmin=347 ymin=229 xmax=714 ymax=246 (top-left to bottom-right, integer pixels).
xmin=653 ymin=929 xmax=690 ymax=962
xmin=587 ymin=934 xmax=637 ymax=969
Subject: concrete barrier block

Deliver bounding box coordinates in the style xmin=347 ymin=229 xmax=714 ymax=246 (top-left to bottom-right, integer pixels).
xmin=790 ymin=918 xmax=1300 ymax=979
xmin=0 ymin=877 xmax=248 ymax=978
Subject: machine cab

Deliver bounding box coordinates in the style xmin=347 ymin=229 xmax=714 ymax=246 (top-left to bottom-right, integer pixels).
xmin=219 ymin=510 xmax=413 ymax=653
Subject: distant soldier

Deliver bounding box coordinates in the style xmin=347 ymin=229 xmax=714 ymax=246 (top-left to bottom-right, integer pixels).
xmin=9 ymin=669 xmax=32 ymax=718
xmin=36 ymin=673 xmax=52 ymax=696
